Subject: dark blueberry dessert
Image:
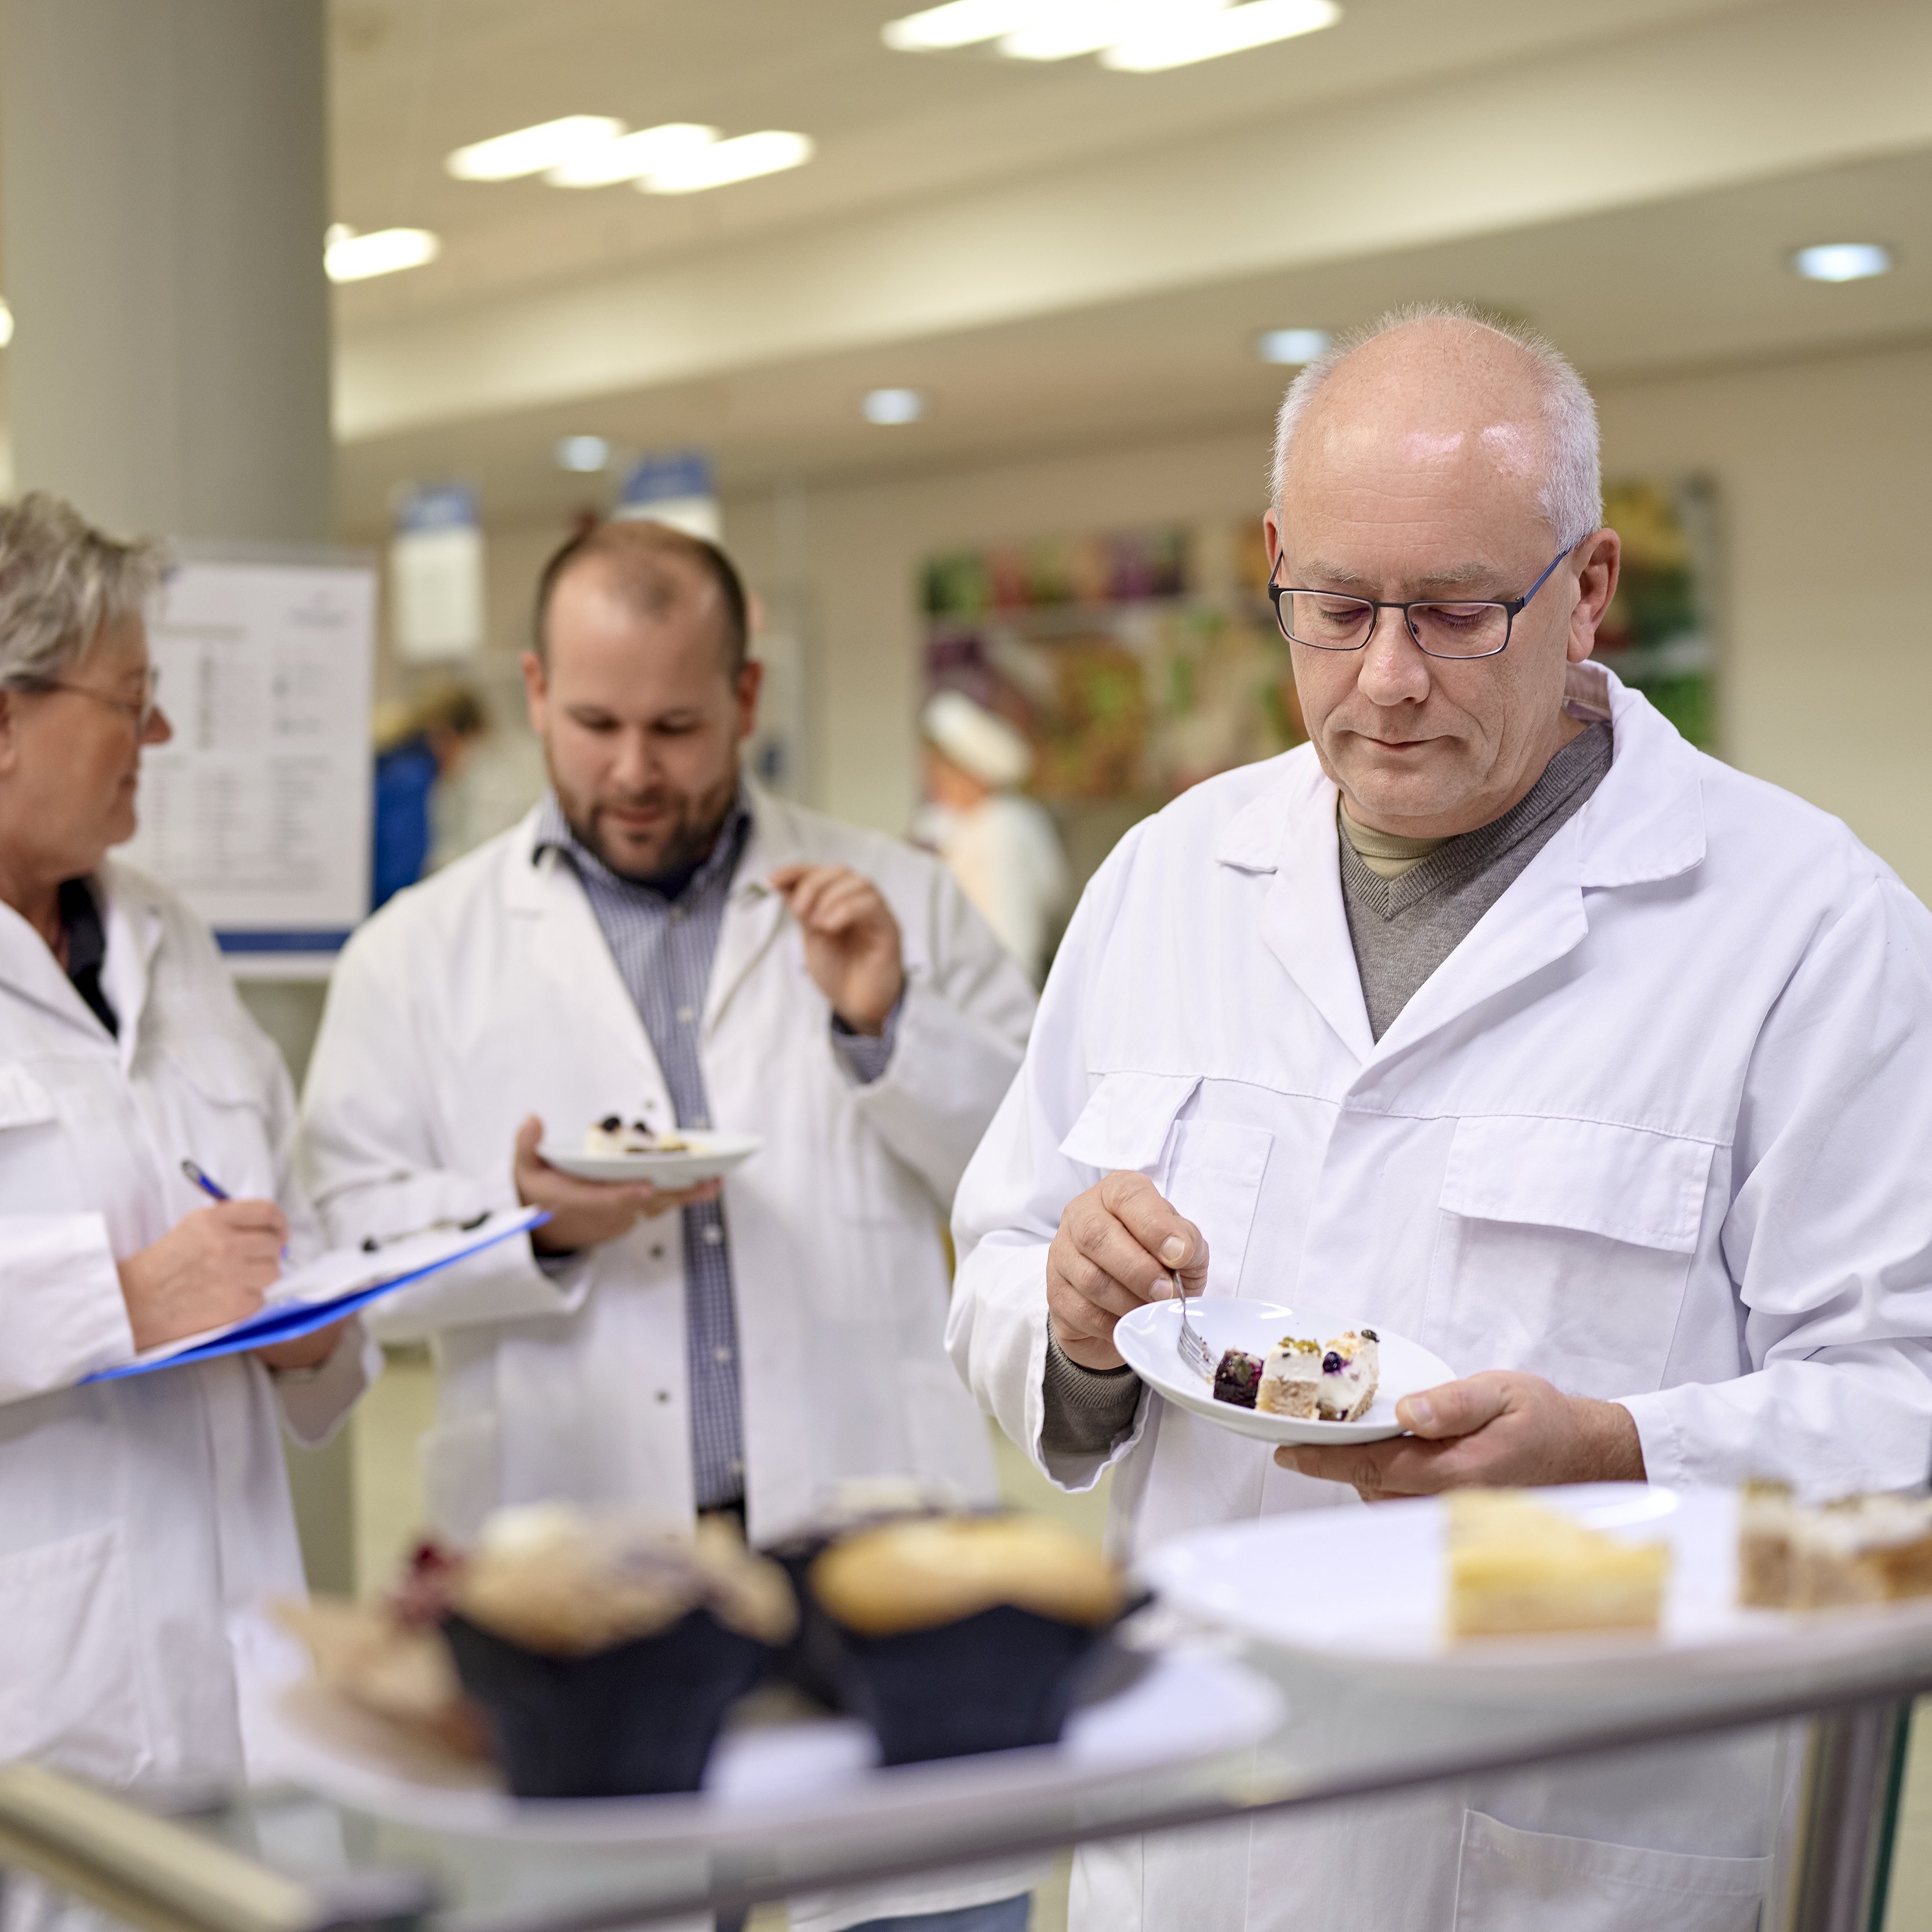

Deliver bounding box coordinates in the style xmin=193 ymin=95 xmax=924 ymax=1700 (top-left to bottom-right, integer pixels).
xmin=1213 ymin=1348 xmax=1264 ymax=1408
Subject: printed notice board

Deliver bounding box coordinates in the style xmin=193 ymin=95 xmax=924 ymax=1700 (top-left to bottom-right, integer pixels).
xmin=119 ymin=554 xmax=377 ymax=954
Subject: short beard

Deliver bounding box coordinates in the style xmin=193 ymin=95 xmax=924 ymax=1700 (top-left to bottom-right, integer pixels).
xmin=562 ymin=766 xmax=738 ymax=889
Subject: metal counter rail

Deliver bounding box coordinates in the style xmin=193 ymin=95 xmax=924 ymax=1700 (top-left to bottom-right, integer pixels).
xmin=2 ymin=1665 xmax=1929 ymax=1932
xmin=0 ymin=1765 xmax=434 ymax=1932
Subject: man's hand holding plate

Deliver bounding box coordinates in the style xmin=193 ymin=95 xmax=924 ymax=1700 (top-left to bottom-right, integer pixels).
xmin=1274 ymin=1369 xmax=1646 ymax=1499
xmin=514 ymin=1115 xmax=719 ymax=1254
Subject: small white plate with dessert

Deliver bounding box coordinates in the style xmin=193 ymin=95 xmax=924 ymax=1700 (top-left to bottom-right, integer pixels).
xmin=1141 ymin=1482 xmax=1932 ymax=1697
xmin=540 ymin=1118 xmax=762 ymax=1185
xmin=1112 ymin=1298 xmax=1455 ymax=1446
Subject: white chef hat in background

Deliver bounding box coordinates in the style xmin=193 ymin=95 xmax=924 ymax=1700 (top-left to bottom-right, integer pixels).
xmin=921 ymin=688 xmax=1034 ymax=789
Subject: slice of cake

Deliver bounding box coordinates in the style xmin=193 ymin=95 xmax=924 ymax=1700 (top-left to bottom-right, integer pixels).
xmin=1446 ymin=1490 xmax=1670 ymax=1640
xmin=1255 ymin=1329 xmax=1380 ymax=1422
xmin=584 ymin=1115 xmax=691 ymax=1157
xmin=1737 ymin=1480 xmax=1799 ymax=1609
xmin=1213 ymin=1349 xmax=1263 ymax=1409
xmin=1788 ymin=1493 xmax=1932 ymax=1609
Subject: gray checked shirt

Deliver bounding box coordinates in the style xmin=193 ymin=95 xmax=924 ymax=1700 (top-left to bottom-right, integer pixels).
xmin=534 ymin=790 xmax=893 ymax=1509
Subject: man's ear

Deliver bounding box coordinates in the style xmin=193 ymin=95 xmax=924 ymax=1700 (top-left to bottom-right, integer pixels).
xmin=519 ymin=650 xmax=548 ymax=736
xmin=1262 ymin=507 xmax=1285 ymax=580
xmin=733 ymin=658 xmax=764 ymax=743
xmin=0 ymin=690 xmax=21 ymax=776
xmin=1569 ymin=528 xmax=1622 ymax=665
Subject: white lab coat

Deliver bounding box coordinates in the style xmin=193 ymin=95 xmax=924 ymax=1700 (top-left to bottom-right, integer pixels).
xmin=0 ymin=861 xmax=371 ymax=1792
xmin=299 ymin=783 xmax=1036 ymax=1549
xmin=948 ymin=670 xmax=1932 ymax=1931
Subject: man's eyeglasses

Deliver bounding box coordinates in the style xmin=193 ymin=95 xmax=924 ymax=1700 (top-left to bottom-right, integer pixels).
xmin=10 ymin=664 xmax=163 ymax=732
xmin=1267 ymin=543 xmax=1576 ymax=660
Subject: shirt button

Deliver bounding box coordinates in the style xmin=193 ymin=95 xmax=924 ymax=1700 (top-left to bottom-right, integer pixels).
xmin=650 ymin=1245 xmax=666 ymax=1260
xmin=729 ymin=1457 xmax=744 ymax=1476
xmin=670 ymin=906 xmax=686 ymax=924
xmin=703 ymin=1224 xmax=723 ymax=1246
xmin=714 ymin=1345 xmax=733 ymax=1365
xmin=655 ymin=1390 xmax=671 ymax=1404
xmin=677 ymin=1005 xmax=696 ymax=1024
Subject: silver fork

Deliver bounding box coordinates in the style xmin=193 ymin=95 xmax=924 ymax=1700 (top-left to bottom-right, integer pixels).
xmin=1173 ymin=1269 xmax=1213 ymax=1380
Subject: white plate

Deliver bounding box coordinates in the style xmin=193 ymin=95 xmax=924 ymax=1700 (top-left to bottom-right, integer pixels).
xmin=1114 ymin=1298 xmax=1456 ymax=1446
xmin=241 ymin=1635 xmax=1285 ymax=1846
xmin=1141 ymin=1483 xmax=1932 ymax=1697
xmin=537 ymin=1132 xmax=762 ymax=1185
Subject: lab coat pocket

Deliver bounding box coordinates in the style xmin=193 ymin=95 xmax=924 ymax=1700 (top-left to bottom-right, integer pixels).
xmin=166 ymin=1035 xmax=279 ymax=1196
xmin=1452 ymin=1810 xmax=1770 ymax=1931
xmin=1429 ymin=1116 xmax=1715 ymax=1397
xmin=1165 ymin=1118 xmax=1275 ymax=1300
xmin=0 ymin=1524 xmax=154 ymax=1783
xmin=0 ymin=1064 xmax=78 ymax=1199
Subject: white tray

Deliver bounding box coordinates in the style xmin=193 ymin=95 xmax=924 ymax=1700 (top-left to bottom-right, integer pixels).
xmin=1114 ymin=1298 xmax=1456 ymax=1446
xmin=537 ymin=1131 xmax=762 ymax=1185
xmin=241 ymin=1632 xmax=1285 ymax=1846
xmin=1140 ymin=1483 xmax=1932 ymax=1698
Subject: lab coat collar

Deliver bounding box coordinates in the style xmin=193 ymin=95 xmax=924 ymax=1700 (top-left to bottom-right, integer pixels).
xmin=1217 ymin=664 xmax=1707 ymax=1067
xmin=497 ymin=778 xmax=806 ymax=1047
xmin=0 ymin=861 xmax=161 ymax=1060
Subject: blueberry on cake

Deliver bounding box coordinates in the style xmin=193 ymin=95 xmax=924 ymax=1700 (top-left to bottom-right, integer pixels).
xmin=1257 ymin=1328 xmax=1381 ymax=1422
xmin=1212 ymin=1349 xmax=1264 ymax=1409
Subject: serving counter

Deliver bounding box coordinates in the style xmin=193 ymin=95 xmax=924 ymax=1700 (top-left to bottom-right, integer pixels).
xmin=1 ymin=1613 xmax=1924 ymax=1932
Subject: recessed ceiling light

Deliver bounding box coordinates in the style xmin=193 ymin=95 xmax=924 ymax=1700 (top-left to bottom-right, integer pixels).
xmin=882 ymin=0 xmax=1341 ymax=67
xmin=556 ymin=435 xmax=611 ymax=473
xmin=0 ymin=300 xmax=14 ymax=348
xmin=325 ymin=225 xmax=441 ymax=282
xmin=863 ymin=388 xmax=926 ymax=425
xmin=639 ymin=130 xmax=815 ymax=195
xmin=1257 ymin=326 xmax=1331 ymax=365
xmin=446 ymin=115 xmax=625 ymax=182
xmin=545 ymin=123 xmax=718 ymax=188
xmin=1791 ymin=242 xmax=1894 ymax=284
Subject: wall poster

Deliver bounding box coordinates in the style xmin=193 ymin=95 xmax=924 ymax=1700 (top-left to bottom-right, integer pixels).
xmin=120 ymin=551 xmax=377 ymax=959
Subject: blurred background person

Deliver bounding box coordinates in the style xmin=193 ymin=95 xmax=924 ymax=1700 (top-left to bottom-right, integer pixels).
xmin=370 ymin=681 xmax=490 ymax=909
xmin=0 ymin=495 xmax=370 ymax=1847
xmin=916 ymin=688 xmax=1068 ymax=986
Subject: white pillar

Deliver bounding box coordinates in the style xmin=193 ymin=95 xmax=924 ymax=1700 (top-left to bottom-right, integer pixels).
xmin=0 ymin=0 xmax=354 ymax=1596
xmin=0 ymin=0 xmax=332 ymax=541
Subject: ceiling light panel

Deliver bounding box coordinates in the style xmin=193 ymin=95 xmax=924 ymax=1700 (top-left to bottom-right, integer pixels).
xmin=545 ymin=123 xmax=718 ymax=188
xmin=1258 ymin=326 xmax=1330 ymax=364
xmin=325 ymin=226 xmax=440 ymax=282
xmin=881 ymin=0 xmax=1341 ymax=67
xmin=1104 ymin=0 xmax=1340 ymax=70
xmin=640 ymin=130 xmax=815 ymax=195
xmin=446 ymin=115 xmax=624 ymax=182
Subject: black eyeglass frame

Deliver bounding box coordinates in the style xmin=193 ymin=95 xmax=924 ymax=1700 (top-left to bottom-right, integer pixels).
xmin=1267 ymin=541 xmax=1577 ymax=660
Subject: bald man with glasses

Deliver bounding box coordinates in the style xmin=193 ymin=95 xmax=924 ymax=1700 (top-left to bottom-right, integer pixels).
xmin=947 ymin=304 xmax=1932 ymax=1930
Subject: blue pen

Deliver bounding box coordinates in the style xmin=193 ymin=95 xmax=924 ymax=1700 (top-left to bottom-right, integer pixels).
xmin=181 ymin=1158 xmax=231 ymax=1202
xmin=181 ymin=1158 xmax=289 ymax=1260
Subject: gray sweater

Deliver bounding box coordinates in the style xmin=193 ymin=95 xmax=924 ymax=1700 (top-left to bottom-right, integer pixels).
xmin=1039 ymin=723 xmax=1615 ymax=1454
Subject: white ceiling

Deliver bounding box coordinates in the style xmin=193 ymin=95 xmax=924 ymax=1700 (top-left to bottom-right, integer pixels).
xmin=325 ymin=0 xmax=1932 ymax=532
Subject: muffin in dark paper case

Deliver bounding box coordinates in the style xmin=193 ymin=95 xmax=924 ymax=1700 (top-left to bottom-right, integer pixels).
xmin=807 ymin=1513 xmax=1128 ymax=1764
xmin=441 ymin=1505 xmax=796 ymax=1799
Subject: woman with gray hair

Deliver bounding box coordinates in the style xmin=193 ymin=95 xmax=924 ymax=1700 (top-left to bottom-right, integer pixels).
xmin=0 ymin=493 xmax=373 ymax=1809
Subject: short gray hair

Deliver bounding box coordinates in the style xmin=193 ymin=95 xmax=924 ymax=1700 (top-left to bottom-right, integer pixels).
xmin=1270 ymin=303 xmax=1603 ymax=550
xmin=0 ymin=492 xmax=168 ymax=687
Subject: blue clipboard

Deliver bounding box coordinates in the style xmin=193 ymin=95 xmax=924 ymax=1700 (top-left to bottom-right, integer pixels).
xmin=85 ymin=1206 xmax=548 ymax=1381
